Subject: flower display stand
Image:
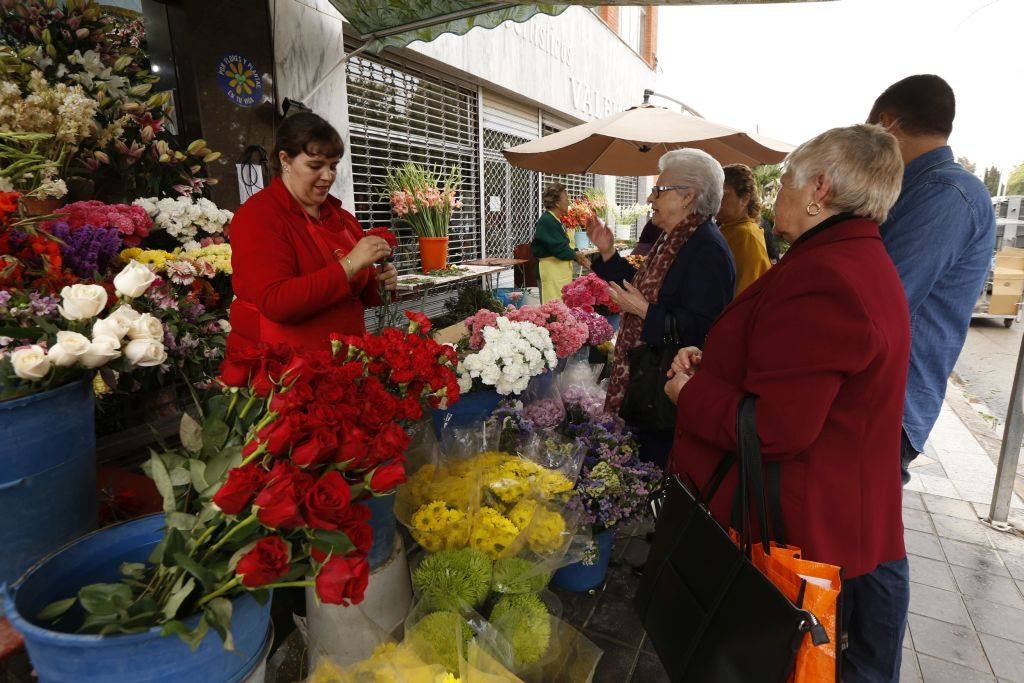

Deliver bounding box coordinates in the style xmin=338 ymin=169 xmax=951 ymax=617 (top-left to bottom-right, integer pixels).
xmin=305 ymin=533 xmax=412 ymax=666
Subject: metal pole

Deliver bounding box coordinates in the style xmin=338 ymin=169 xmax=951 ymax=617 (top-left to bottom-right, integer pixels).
xmin=988 ymin=330 xmax=1024 ymax=528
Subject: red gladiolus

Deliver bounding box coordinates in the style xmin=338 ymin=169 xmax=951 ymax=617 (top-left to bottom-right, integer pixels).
xmin=236 ymin=536 xmax=291 ymax=587
xmin=315 ymin=554 xmax=369 ymax=606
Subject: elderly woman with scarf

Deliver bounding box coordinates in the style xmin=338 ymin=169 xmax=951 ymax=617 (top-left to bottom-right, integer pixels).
xmin=586 ymin=149 xmax=736 ymax=466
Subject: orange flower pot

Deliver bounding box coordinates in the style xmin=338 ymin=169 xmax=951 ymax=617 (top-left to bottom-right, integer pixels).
xmin=418 ymin=236 xmax=449 ymax=273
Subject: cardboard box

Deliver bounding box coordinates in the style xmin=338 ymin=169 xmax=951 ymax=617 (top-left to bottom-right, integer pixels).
xmin=993 ymin=271 xmax=1024 ymax=295
xmin=989 ymin=293 xmax=1021 ymax=315
xmin=433 ymin=322 xmax=467 ymax=345
xmin=995 ymin=248 xmax=1024 ymax=271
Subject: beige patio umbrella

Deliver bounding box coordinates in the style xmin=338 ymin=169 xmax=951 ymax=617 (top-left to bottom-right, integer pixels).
xmin=502 ymin=104 xmax=793 ymax=175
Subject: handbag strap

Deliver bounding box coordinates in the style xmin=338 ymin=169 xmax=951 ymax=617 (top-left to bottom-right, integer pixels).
xmin=736 ymin=396 xmax=772 ymax=557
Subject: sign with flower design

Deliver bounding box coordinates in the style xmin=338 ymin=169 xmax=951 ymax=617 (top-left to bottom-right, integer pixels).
xmin=215 ymin=53 xmax=263 ymax=107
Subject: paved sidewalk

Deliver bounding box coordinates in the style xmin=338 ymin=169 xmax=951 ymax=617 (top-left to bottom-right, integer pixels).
xmin=555 ymin=384 xmax=1024 ymax=682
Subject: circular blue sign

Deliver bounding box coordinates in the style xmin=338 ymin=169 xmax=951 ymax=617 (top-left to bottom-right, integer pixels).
xmin=216 ymin=53 xmax=263 ymax=107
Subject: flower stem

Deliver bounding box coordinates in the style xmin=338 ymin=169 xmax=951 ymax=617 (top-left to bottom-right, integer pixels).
xmin=201 ymin=513 xmax=258 ymax=563
xmin=196 ymin=576 xmax=242 ymax=608
xmin=237 ymin=393 xmax=258 ymax=420
xmin=261 ymin=580 xmax=314 ymax=591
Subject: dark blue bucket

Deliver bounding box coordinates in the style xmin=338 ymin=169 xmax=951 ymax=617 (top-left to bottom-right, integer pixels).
xmin=431 ymin=388 xmax=502 ymax=437
xmin=602 ymin=313 xmax=621 ymax=332
xmin=364 ymin=493 xmax=397 ymax=569
xmin=0 ymin=379 xmax=97 ymax=587
xmin=551 ymin=529 xmax=616 ymax=592
xmin=3 ymin=514 xmax=272 ymax=683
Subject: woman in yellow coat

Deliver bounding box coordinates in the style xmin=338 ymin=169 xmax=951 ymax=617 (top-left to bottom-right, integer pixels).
xmin=530 ymin=183 xmax=588 ymax=302
xmin=718 ymin=164 xmax=772 ymax=295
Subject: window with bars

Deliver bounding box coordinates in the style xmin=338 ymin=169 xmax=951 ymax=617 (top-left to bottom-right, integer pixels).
xmin=539 ymin=123 xmax=596 ymax=202
xmin=345 ymin=51 xmax=481 ymax=276
xmin=483 ymin=129 xmax=539 ymax=259
xmin=615 ymin=175 xmax=642 ymax=238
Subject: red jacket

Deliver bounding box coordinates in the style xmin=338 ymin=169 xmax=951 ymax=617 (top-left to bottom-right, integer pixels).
xmin=228 ymin=177 xmax=380 ymax=352
xmin=669 ymin=216 xmax=910 ymax=578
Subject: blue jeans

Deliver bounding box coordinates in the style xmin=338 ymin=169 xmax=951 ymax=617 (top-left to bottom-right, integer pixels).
xmin=842 ymin=557 xmax=910 ymax=683
xmin=901 ymin=429 xmax=919 ymax=485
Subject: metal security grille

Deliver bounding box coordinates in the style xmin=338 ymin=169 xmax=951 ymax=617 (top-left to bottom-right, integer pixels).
xmin=615 ymin=175 xmax=642 ymax=238
xmin=346 ymin=50 xmax=480 ymax=275
xmin=539 ymin=123 xmax=595 ymax=201
xmin=483 ymin=129 xmax=538 ymax=259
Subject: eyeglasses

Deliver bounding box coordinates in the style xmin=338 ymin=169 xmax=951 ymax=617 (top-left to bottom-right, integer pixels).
xmin=650 ymin=185 xmax=690 ymax=199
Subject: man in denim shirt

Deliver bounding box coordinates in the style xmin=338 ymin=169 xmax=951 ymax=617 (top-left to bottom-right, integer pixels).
xmin=869 ymin=75 xmax=996 ymax=484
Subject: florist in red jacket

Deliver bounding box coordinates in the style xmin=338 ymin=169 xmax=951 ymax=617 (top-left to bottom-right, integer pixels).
xmin=665 ymin=124 xmax=910 ymax=683
xmin=229 ymin=112 xmax=397 ymax=352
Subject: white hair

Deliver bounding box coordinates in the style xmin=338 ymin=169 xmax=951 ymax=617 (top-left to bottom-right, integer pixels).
xmin=784 ymin=124 xmax=903 ymax=224
xmin=658 ymin=148 xmax=725 ymax=217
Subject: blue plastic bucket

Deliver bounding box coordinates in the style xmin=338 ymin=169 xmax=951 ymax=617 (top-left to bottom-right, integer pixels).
xmin=431 ymin=388 xmax=502 ymax=437
xmin=493 ymin=288 xmax=526 ymax=307
xmin=551 ymin=529 xmax=616 ymax=592
xmin=574 ymin=230 xmax=591 ymax=250
xmin=364 ymin=493 xmax=397 ymax=569
xmin=3 ymin=514 xmax=272 ymax=683
xmin=0 ymin=379 xmax=98 ymax=587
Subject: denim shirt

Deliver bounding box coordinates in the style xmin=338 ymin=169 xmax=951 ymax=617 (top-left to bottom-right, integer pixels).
xmin=881 ymin=146 xmax=995 ymax=452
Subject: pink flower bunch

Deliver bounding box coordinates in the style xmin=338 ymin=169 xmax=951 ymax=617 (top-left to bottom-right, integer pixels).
xmin=390 ymin=190 xmax=417 ymax=217
xmin=507 ymin=302 xmax=588 ymax=358
xmin=561 ymin=385 xmax=606 ymax=419
xmin=523 ymin=396 xmax=566 ymax=428
xmin=570 ymin=307 xmax=615 ymax=346
xmin=464 ymin=308 xmax=501 ymax=349
xmin=561 ymin=273 xmax=619 ymax=314
xmin=47 ymin=201 xmax=153 ymax=247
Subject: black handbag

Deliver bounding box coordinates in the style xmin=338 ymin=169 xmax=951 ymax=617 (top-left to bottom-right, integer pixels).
xmin=619 ymin=310 xmax=681 ymax=432
xmin=635 ymin=396 xmax=826 ymax=682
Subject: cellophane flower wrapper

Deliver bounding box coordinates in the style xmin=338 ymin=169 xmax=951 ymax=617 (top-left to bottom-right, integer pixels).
xmin=405 ymin=597 xmax=519 ymax=679
xmin=555 ymin=355 xmax=606 ymax=405
xmin=519 ymin=374 xmax=565 ymax=431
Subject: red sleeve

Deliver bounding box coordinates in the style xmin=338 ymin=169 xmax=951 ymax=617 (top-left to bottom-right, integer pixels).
xmin=360 ymin=266 xmax=383 ymax=308
xmin=676 ymin=262 xmax=879 ymax=460
xmin=231 ymin=203 xmax=353 ymax=325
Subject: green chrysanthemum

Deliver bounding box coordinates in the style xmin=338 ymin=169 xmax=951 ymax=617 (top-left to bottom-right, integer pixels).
xmin=491 ymin=557 xmax=550 ymax=595
xmin=412 ymin=548 xmax=493 ymax=611
xmin=408 ymin=610 xmax=474 ymax=674
xmin=489 ymin=593 xmax=551 ymax=667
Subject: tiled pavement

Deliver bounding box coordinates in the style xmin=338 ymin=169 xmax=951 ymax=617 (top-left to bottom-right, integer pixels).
xmin=554 ymin=387 xmax=1024 ymax=682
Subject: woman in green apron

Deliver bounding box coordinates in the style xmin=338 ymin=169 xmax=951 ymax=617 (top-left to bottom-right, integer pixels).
xmin=531 ymin=183 xmax=585 ymax=303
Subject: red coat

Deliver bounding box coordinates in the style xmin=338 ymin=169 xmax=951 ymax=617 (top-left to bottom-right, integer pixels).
xmin=669 ymin=216 xmax=910 ymax=578
xmin=228 ymin=177 xmax=380 ymax=352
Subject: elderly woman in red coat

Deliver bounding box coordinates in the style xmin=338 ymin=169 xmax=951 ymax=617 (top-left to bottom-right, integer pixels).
xmin=664 ymin=124 xmax=910 ymax=683
xmin=228 ymin=113 xmax=397 ymax=352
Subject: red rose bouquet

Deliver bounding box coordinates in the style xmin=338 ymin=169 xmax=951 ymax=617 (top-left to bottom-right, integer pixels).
xmin=40 ymin=311 xmax=459 ymax=648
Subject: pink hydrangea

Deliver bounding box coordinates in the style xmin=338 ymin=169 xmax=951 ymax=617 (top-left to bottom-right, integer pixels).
xmin=45 ymin=201 xmax=153 ymax=247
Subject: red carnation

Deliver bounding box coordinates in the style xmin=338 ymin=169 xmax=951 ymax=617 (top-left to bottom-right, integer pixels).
xmin=367 ymin=461 xmax=407 ymax=494
xmin=404 ymin=310 xmax=432 ymax=334
xmin=315 ymin=554 xmax=369 ymax=606
xmin=212 ymin=464 xmax=267 ymax=514
xmin=254 ymin=462 xmax=313 ymax=529
xmin=302 ymin=471 xmax=353 ymax=530
xmin=366 ymin=226 xmax=398 ymax=248
xmin=236 ymin=536 xmax=291 ymax=587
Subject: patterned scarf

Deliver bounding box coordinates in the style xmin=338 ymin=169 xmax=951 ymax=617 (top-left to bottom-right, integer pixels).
xmin=605 ymin=213 xmax=708 ymax=414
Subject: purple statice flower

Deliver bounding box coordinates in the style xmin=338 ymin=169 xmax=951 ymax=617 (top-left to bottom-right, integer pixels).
xmin=48 ymin=222 xmax=123 ymax=278
xmin=27 ymin=291 xmax=59 ymax=317
xmin=561 ymin=385 xmax=605 ymax=419
xmin=523 ymin=396 xmax=565 ymax=428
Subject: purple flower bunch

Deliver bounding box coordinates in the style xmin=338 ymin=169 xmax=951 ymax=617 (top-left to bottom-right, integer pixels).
xmin=561 ymin=385 xmax=605 ymax=419
xmin=523 ymin=396 xmax=565 ymax=429
xmin=48 ymin=221 xmax=123 ymax=278
xmin=569 ymin=307 xmax=614 ymax=346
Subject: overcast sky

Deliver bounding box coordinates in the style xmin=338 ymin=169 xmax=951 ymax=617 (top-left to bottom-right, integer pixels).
xmin=655 ymin=0 xmax=1023 ymax=180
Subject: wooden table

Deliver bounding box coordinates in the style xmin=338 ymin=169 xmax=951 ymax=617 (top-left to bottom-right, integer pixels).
xmin=395 ymin=263 xmax=515 ymax=311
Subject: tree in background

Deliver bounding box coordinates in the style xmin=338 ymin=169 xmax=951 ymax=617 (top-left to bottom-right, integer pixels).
xmin=957 ymin=156 xmax=977 ymax=175
xmin=984 ymin=166 xmax=1002 ymax=196
xmin=1006 ymin=163 xmax=1024 ymax=196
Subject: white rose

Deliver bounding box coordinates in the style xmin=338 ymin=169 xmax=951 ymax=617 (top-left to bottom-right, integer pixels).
xmin=11 ymin=345 xmax=52 ymax=380
xmin=113 ymin=261 xmax=157 ymax=298
xmin=127 ymin=313 xmax=163 ymax=340
xmin=109 ymin=304 xmax=142 ymax=326
xmin=58 ymin=284 xmax=108 ymax=320
xmin=93 ymin=315 xmax=130 ymax=340
xmin=48 ymin=331 xmax=91 ymax=367
xmin=217 ymin=319 xmax=232 ymax=334
xmin=80 ymin=335 xmax=121 ymax=369
xmin=124 ymin=338 xmax=167 ymax=367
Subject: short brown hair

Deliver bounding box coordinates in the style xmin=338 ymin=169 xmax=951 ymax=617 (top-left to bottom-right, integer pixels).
xmin=542 ymin=183 xmax=567 ymax=210
xmin=868 ymin=75 xmax=955 ymax=137
xmin=271 ymin=112 xmax=344 ymax=175
xmin=723 ymin=164 xmax=761 ymax=220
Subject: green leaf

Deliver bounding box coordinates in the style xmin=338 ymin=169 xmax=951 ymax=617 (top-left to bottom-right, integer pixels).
xmin=205 ymin=394 xmax=232 ymax=422
xmin=150 ymin=528 xmax=186 ymax=567
xmin=162 ymin=577 xmax=196 ymax=620
xmin=203 ymin=597 xmax=234 ymax=651
xmin=80 ymin=612 xmax=121 ymax=633
xmin=203 ymin=444 xmax=242 ymax=487
xmin=149 ymin=453 xmax=176 ymax=513
xmin=168 ymin=467 xmax=191 ymax=488
xmin=179 ymin=413 xmax=204 ymax=454
xmin=189 ymin=459 xmax=209 ymax=492
xmin=172 ymin=552 xmax=215 ymax=591
xmin=165 ymin=512 xmax=197 ymax=531
xmin=162 ymin=617 xmax=210 ymax=652
xmin=201 ymin=417 xmax=230 ymax=459
xmin=119 ymin=562 xmax=147 ymax=581
xmin=227 ymin=540 xmax=258 ymax=572
xmin=36 ymin=597 xmax=76 ymax=622
xmin=79 ymin=583 xmax=133 ymax=616
xmin=311 ymin=530 xmax=355 ymax=558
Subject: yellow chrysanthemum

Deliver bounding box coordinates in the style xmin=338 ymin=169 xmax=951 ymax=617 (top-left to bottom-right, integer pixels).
xmin=526 ymin=507 xmax=566 ymax=555
xmin=411 ymin=501 xmax=470 ymax=553
xmin=507 ymin=499 xmax=538 ymax=531
xmin=538 ymin=470 xmax=574 ymax=500
xmin=469 ymin=507 xmax=520 ymax=559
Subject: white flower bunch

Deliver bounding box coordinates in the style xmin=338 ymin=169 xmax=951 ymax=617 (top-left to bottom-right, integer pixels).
xmin=457 ymin=317 xmax=558 ymax=395
xmin=7 ymin=263 xmax=167 ymax=383
xmin=134 ymin=196 xmax=233 ymax=247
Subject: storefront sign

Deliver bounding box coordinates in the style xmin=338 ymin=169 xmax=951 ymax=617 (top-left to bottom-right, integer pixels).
xmin=216 ymin=53 xmax=263 ymax=107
